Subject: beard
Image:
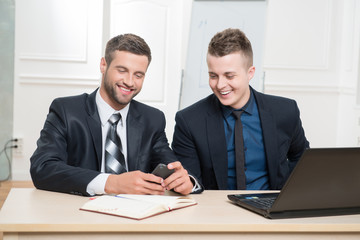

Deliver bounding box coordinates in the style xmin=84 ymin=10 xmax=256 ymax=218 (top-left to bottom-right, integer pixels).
xmin=102 ymin=71 xmax=139 ymax=107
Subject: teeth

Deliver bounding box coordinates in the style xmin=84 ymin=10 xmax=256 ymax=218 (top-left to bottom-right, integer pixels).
xmin=120 ymin=87 xmax=131 ymax=92
xmin=220 ymin=90 xmax=231 ymax=95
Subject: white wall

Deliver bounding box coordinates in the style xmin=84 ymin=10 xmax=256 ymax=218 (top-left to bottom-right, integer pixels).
xmin=12 ymin=0 xmax=104 ymax=180
xmin=11 ymin=0 xmax=360 ymax=180
xmin=263 ymin=0 xmax=360 ymax=148
xmin=12 ymin=0 xmax=192 ymax=180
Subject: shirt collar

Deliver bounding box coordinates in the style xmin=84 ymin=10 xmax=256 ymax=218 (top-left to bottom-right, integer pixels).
xmin=221 ymin=88 xmax=255 ymax=118
xmin=95 ymin=89 xmax=130 ymax=126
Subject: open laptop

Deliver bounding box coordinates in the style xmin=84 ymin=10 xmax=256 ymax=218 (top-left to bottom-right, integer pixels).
xmin=228 ymin=147 xmax=360 ymax=219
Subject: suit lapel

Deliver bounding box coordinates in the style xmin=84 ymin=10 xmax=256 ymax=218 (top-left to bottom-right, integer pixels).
xmin=85 ymin=89 xmax=102 ymax=170
xmin=126 ymin=102 xmax=142 ymax=171
xmin=253 ymin=90 xmax=279 ymax=184
xmin=206 ymin=96 xmax=228 ymax=189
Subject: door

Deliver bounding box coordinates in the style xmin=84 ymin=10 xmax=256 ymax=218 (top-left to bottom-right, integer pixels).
xmin=109 ymin=0 xmax=186 ymax=139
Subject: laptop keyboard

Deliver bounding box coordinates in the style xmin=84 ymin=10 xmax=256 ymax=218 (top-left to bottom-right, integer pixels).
xmin=242 ymin=196 xmax=276 ymax=210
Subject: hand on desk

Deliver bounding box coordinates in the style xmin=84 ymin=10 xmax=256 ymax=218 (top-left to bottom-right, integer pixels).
xmin=104 ymin=171 xmax=165 ymax=195
xmin=163 ymin=161 xmax=193 ymax=195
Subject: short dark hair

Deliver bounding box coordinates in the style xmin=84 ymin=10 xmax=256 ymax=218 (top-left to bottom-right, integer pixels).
xmin=105 ymin=33 xmax=152 ymax=65
xmin=208 ymin=28 xmax=253 ymax=68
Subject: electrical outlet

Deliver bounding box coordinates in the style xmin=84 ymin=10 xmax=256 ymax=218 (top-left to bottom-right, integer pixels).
xmin=13 ymin=138 xmax=24 ymax=157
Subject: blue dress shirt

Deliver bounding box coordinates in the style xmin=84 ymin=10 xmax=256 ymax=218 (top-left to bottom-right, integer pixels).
xmin=222 ymin=89 xmax=269 ymax=190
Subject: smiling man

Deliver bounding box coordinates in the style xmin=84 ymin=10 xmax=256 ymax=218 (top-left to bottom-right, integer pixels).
xmin=172 ymin=28 xmax=309 ymax=191
xmin=30 ymin=34 xmax=194 ymax=196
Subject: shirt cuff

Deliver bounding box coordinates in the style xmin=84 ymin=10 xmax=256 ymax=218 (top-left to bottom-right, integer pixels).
xmin=86 ymin=173 xmax=111 ymax=196
xmin=189 ymin=175 xmax=202 ymax=193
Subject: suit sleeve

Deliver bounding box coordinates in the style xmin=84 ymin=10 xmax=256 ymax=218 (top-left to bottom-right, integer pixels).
xmin=149 ymin=111 xmax=179 ymax=166
xmin=287 ymin=101 xmax=310 ymax=171
xmin=30 ymin=99 xmax=99 ymax=196
xmin=172 ymin=112 xmax=204 ymax=193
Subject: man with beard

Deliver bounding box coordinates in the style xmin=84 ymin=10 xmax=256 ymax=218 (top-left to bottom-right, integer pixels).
xmin=30 ymin=34 xmax=194 ymax=196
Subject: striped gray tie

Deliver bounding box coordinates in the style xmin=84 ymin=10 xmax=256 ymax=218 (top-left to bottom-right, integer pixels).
xmin=105 ymin=113 xmax=126 ymax=174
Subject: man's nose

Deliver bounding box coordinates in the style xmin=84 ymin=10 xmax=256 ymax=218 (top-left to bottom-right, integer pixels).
xmin=123 ymin=74 xmax=134 ymax=86
xmin=217 ymin=76 xmax=227 ymax=89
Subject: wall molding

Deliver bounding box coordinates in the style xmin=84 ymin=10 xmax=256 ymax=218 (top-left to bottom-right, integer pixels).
xmin=264 ymin=82 xmax=356 ymax=95
xmin=263 ymin=0 xmax=332 ymax=71
xmin=19 ymin=74 xmax=100 ymax=87
xmin=17 ymin=0 xmax=89 ymax=64
xmin=19 ymin=53 xmax=88 ymax=63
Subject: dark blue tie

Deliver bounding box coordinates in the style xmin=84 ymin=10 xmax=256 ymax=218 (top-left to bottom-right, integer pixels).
xmin=233 ymin=110 xmax=246 ymax=189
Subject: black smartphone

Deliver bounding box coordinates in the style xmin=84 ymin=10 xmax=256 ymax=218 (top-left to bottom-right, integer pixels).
xmin=151 ymin=163 xmax=174 ymax=179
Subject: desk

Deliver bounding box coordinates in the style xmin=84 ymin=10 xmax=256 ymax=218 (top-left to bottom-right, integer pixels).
xmin=0 ymin=188 xmax=359 ymax=239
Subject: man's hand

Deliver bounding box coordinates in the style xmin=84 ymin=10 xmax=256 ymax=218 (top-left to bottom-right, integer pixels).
xmin=105 ymin=171 xmax=165 ymax=195
xmin=163 ymin=161 xmax=194 ymax=195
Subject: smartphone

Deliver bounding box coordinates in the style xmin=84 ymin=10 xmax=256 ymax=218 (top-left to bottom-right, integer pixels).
xmin=151 ymin=163 xmax=174 ymax=179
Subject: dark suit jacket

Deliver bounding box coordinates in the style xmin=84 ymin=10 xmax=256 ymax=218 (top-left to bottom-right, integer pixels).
xmin=172 ymin=88 xmax=309 ymax=190
xmin=30 ymin=89 xmax=177 ymax=196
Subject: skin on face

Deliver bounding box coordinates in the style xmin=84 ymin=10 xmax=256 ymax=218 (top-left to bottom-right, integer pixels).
xmin=207 ymin=52 xmax=255 ymax=109
xmin=99 ymin=51 xmax=149 ymax=110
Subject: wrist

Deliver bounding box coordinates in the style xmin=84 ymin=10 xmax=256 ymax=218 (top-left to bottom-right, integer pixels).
xmin=104 ymin=174 xmax=116 ymax=194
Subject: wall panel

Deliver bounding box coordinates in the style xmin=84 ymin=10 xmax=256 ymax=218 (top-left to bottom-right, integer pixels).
xmin=12 ymin=0 xmax=104 ymax=180
xmin=264 ymin=0 xmax=360 ymax=148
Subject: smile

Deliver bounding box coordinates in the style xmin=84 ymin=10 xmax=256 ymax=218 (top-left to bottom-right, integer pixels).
xmin=220 ymin=90 xmax=231 ymax=95
xmin=120 ymin=86 xmax=131 ymax=92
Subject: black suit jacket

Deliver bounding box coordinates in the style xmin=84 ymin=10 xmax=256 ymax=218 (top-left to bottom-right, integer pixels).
xmin=172 ymin=88 xmax=309 ymax=190
xmin=30 ymin=89 xmax=177 ymax=196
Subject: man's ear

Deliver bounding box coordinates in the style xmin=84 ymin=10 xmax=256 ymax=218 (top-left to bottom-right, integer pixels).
xmin=100 ymin=57 xmax=107 ymax=74
xmin=247 ymin=66 xmax=256 ymax=81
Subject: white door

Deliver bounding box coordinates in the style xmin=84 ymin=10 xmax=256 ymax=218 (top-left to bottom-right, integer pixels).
xmin=109 ymin=0 xmax=186 ymax=140
xmin=180 ymin=0 xmax=267 ymax=109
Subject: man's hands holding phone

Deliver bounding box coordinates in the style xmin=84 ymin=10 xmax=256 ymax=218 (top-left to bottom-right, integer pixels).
xmin=104 ymin=171 xmax=165 ymax=195
xmin=154 ymin=162 xmax=194 ymax=195
xmin=104 ymin=162 xmax=193 ymax=195
xmin=151 ymin=163 xmax=174 ymax=179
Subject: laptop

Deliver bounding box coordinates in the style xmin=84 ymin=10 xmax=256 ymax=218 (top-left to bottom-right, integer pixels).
xmin=227 ymin=147 xmax=360 ymax=219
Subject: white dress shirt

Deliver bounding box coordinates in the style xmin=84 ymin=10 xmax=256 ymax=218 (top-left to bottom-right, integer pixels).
xmin=86 ymin=89 xmax=129 ymax=195
xmin=86 ymin=89 xmax=201 ymax=195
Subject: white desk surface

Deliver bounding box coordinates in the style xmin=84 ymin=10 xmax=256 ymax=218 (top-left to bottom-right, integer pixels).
xmin=0 ymin=188 xmax=359 ymax=239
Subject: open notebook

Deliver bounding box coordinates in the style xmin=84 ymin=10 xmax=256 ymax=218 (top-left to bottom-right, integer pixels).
xmin=228 ymin=148 xmax=360 ymax=219
xmin=80 ymin=194 xmax=197 ymax=220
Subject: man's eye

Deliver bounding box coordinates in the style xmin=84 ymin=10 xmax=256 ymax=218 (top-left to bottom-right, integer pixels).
xmin=226 ymin=75 xmax=235 ymax=79
xmin=135 ymin=74 xmax=144 ymax=79
xmin=209 ymin=75 xmax=217 ymax=79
